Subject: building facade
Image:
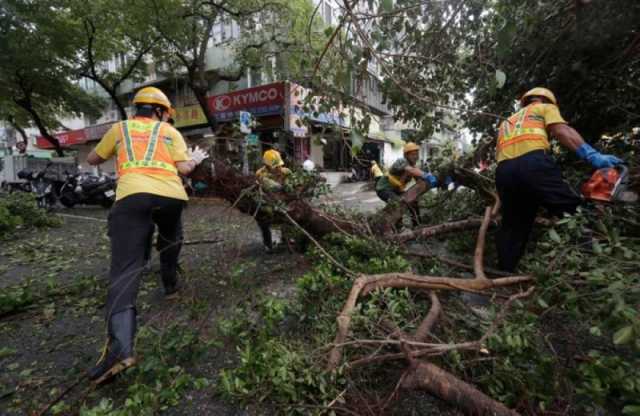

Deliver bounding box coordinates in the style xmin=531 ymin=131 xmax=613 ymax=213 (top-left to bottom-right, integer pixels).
xmin=13 ymin=0 xmax=409 ymax=181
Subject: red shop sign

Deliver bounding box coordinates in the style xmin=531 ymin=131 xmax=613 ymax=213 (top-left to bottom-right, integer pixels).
xmin=36 ymin=128 xmax=88 ymax=149
xmin=208 ymin=82 xmax=285 ymax=114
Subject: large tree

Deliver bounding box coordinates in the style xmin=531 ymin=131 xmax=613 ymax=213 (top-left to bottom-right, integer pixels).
xmin=68 ymin=0 xmax=161 ymax=121
xmin=147 ymin=0 xmax=315 ymax=132
xmin=465 ymin=0 xmax=640 ymax=140
xmin=0 ymin=0 xmax=102 ymax=155
xmin=312 ymin=0 xmax=639 ymax=147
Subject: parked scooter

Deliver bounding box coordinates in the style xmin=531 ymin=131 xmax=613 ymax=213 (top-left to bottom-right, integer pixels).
xmin=16 ymin=162 xmax=61 ymax=210
xmin=58 ymin=171 xmax=116 ymax=208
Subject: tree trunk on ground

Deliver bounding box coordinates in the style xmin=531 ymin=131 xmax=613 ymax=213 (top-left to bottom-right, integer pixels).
xmin=206 ymin=159 xmax=436 ymax=240
xmin=402 ymin=361 xmax=520 ymax=416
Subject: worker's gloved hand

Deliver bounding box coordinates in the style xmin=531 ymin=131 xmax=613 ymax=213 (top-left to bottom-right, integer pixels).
xmin=576 ymin=143 xmax=623 ymax=169
xmin=422 ymin=172 xmax=438 ymax=188
xmin=189 ymin=146 xmax=209 ymax=165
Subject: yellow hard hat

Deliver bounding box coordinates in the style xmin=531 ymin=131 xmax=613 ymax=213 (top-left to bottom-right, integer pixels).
xmin=133 ymin=87 xmax=172 ymax=111
xmin=520 ymin=87 xmax=557 ymax=106
xmin=263 ymin=149 xmax=284 ymax=168
xmin=403 ymin=142 xmax=420 ymax=155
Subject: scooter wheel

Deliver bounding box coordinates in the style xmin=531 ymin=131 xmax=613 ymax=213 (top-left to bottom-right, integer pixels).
xmin=59 ymin=193 xmax=76 ymax=208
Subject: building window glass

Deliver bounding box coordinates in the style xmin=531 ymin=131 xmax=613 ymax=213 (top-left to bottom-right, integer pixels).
xmin=324 ymin=2 xmax=333 ymax=25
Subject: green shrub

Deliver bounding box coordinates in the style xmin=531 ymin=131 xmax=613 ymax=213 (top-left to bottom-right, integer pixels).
xmin=0 ymin=193 xmax=61 ymax=237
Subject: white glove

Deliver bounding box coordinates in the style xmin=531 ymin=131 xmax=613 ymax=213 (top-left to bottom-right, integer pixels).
xmin=189 ymin=146 xmax=209 ymax=165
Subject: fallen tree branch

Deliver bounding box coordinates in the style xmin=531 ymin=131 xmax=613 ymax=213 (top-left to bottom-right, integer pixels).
xmin=393 ymin=217 xmax=485 ymax=243
xmin=414 ymin=291 xmax=441 ymax=342
xmin=35 ymin=373 xmax=88 ymax=416
xmin=360 ymin=273 xmax=532 ymax=296
xmin=348 ymin=287 xmax=534 ymax=416
xmin=183 ymin=238 xmax=224 ymax=246
xmin=405 ymin=250 xmax=512 ymax=277
xmin=401 ymin=361 xmax=520 ymax=416
xmin=474 ymin=206 xmax=494 ymax=281
xmin=327 ymin=273 xmax=532 ymax=370
xmin=280 ymin=209 xmax=357 ymax=277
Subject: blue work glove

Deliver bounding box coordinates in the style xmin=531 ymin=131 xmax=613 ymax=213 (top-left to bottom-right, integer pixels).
xmin=576 ymin=143 xmax=623 ymax=169
xmin=422 ymin=172 xmax=438 ymax=188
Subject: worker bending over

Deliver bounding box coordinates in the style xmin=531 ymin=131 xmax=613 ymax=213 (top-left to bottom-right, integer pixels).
xmin=495 ymin=87 xmax=623 ymax=272
xmin=375 ymin=142 xmax=438 ymax=226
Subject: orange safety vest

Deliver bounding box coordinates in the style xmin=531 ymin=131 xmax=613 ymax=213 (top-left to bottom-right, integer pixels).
xmin=496 ymin=104 xmax=550 ymax=162
xmin=116 ymin=118 xmax=179 ymax=178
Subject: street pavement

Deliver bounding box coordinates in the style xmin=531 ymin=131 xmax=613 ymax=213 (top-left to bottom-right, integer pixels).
xmin=320 ymin=181 xmax=384 ymax=213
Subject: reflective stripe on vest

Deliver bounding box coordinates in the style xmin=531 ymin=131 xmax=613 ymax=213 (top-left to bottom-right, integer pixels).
xmin=119 ymin=121 xmax=178 ymax=175
xmin=497 ymin=105 xmax=550 ymax=159
xmin=498 ymin=108 xmax=548 ymax=149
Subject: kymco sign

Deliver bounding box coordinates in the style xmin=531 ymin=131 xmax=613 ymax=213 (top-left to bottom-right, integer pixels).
xmin=208 ymin=82 xmax=285 ymax=120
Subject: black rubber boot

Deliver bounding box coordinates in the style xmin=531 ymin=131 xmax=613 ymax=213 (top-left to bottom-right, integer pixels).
xmin=259 ymin=221 xmax=273 ymax=253
xmin=88 ymin=309 xmax=137 ymax=384
xmin=161 ymin=262 xmax=180 ymax=299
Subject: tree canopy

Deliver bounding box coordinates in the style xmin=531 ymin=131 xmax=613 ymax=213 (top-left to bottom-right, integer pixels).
xmin=0 ymin=0 xmax=103 ymax=154
xmin=313 ymin=0 xmax=639 ymax=146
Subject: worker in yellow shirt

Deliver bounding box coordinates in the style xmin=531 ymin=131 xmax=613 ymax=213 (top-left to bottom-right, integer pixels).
xmin=375 ymin=142 xmax=439 ymax=227
xmin=495 ymin=87 xmax=623 ymax=272
xmin=370 ymin=160 xmax=383 ymax=184
xmin=85 ymin=87 xmax=209 ymax=384
xmin=256 ymin=149 xmax=291 ymax=252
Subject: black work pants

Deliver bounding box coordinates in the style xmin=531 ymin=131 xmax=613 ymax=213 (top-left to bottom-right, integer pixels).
xmin=496 ymin=151 xmax=581 ymax=272
xmin=257 ymin=219 xmax=273 ymax=249
xmin=106 ymin=193 xmax=185 ymax=317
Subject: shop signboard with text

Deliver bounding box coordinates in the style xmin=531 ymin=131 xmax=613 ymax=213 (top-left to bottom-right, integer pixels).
xmin=287 ymin=83 xmax=348 ymax=138
xmin=208 ymin=82 xmax=285 ymax=122
xmin=36 ymin=128 xmax=87 ymax=149
xmin=174 ymin=105 xmax=208 ymax=128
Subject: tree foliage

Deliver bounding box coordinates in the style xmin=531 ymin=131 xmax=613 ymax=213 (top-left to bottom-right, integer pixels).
xmin=146 ymin=0 xmax=316 ymax=132
xmin=0 ymin=0 xmax=103 ymax=155
xmin=67 ymin=0 xmax=160 ymax=120
xmin=318 ymin=0 xmax=639 ymax=145
xmin=466 ymin=0 xmax=640 ymax=139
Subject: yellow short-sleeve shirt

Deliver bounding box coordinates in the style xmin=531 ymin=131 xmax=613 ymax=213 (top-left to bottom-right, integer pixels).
xmin=535 ymin=103 xmax=567 ymax=127
xmin=94 ymin=118 xmax=190 ymax=201
xmin=497 ymin=103 xmax=568 ymax=161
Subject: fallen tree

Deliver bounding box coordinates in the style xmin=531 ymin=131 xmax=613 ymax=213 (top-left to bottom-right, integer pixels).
xmin=201 ymin=158 xmax=487 ymax=243
xmin=201 ymin=136 xmax=639 ymax=414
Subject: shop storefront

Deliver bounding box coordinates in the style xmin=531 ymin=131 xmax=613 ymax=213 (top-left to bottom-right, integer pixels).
xmin=36 ymin=81 xmax=390 ymax=176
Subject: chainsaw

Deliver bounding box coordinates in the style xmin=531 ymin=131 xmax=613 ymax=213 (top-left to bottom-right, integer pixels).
xmin=581 ymin=165 xmax=638 ymax=203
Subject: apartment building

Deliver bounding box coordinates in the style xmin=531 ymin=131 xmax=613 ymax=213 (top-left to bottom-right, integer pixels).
xmin=24 ymin=0 xmax=406 ymax=177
